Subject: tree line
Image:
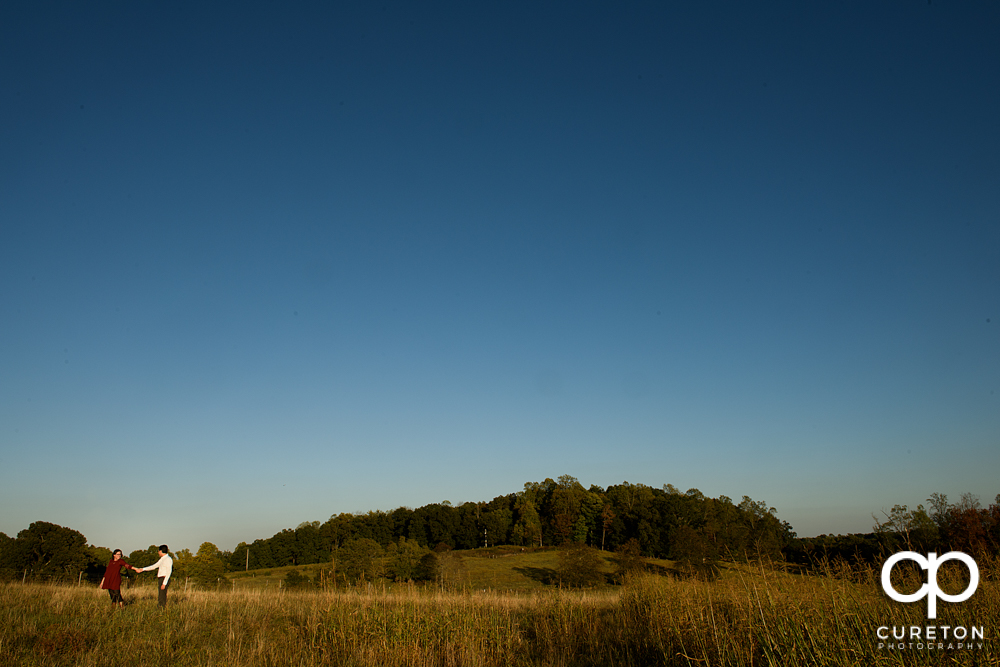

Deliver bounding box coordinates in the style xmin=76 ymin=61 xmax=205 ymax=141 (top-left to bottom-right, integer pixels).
xmin=0 ymin=522 xmax=237 ymax=589
xmin=785 ymin=492 xmax=1000 ymax=569
xmin=228 ymin=476 xmax=795 ymax=575
xmin=8 ymin=477 xmax=991 ymax=588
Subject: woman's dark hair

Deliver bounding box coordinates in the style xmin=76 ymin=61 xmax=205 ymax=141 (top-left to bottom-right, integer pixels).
xmin=159 ymin=545 xmax=169 ymax=553
xmin=113 ymin=549 xmax=123 ymax=556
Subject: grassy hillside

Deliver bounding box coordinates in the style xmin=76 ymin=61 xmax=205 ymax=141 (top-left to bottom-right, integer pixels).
xmin=221 ymin=546 xmax=680 ymax=593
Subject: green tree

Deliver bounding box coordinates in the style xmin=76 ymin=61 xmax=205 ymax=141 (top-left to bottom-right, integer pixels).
xmin=88 ymin=545 xmax=112 ymax=566
xmin=600 ymin=505 xmax=615 ymax=551
xmin=387 ymin=537 xmax=429 ymax=582
xmin=11 ymin=522 xmax=88 ymax=581
xmin=556 ymin=543 xmax=605 ymax=588
xmin=455 ymin=503 xmax=483 ymax=550
xmin=737 ymin=495 xmax=786 ymax=560
xmin=321 ymin=513 xmax=357 ymax=552
xmin=230 ymin=542 xmax=252 ymax=571
xmin=77 ymin=545 xmax=113 ymax=584
xmin=873 ymin=504 xmax=939 ymax=552
xmin=483 ymin=507 xmax=512 ymax=547
xmin=0 ymin=532 xmax=14 ymax=579
xmin=436 ymin=551 xmax=469 ymax=589
xmin=172 ymin=548 xmax=193 ymax=584
xmin=414 ymin=552 xmax=439 ymax=582
xmin=335 ymin=538 xmax=384 ymax=583
xmin=128 ymin=546 xmax=161 ymax=573
xmin=613 ymin=538 xmax=644 ymax=579
xmin=284 ymin=569 xmax=314 ymax=590
xmin=927 ymin=492 xmax=951 ymax=529
xmin=293 ymin=521 xmax=325 ymax=565
xmin=574 ymin=491 xmax=605 ymax=545
xmin=269 ymin=529 xmax=297 ymax=566
xmin=671 ymin=524 xmax=717 ymax=578
xmin=189 ymin=542 xmax=227 ymax=588
xmin=544 ymin=476 xmax=586 ymax=545
xmin=512 ymin=489 xmax=543 ymax=547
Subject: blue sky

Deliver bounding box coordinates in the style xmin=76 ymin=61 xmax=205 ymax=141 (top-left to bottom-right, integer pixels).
xmin=1 ymin=1 xmax=998 ymax=554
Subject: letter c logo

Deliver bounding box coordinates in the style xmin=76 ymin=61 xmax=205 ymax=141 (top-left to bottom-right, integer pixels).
xmin=881 ymin=551 xmax=979 ymax=619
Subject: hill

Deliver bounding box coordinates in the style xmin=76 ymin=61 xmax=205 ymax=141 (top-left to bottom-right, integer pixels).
xmin=220 ymin=545 xmax=681 ymax=593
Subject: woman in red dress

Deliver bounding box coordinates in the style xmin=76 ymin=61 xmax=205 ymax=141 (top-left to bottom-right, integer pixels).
xmin=98 ymin=549 xmax=135 ymax=607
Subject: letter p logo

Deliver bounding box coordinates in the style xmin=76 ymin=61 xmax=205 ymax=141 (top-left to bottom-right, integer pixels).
xmin=881 ymin=551 xmax=979 ymax=619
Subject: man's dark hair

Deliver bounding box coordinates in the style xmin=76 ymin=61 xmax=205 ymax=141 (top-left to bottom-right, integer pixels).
xmin=159 ymin=545 xmax=169 ymax=553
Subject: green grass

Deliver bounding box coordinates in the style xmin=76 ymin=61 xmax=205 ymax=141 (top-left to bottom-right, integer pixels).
xmin=449 ymin=546 xmax=618 ymax=591
xmin=225 ymin=563 xmax=317 ymax=590
xmin=224 ymin=547 xmax=629 ymax=592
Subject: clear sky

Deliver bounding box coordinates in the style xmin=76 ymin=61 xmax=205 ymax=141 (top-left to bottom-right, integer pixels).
xmin=1 ymin=1 xmax=997 ymax=555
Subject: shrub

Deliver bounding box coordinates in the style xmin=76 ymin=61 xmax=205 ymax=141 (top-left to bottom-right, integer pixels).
xmin=556 ymin=544 xmax=605 ymax=588
xmin=283 ymin=570 xmax=313 ymax=590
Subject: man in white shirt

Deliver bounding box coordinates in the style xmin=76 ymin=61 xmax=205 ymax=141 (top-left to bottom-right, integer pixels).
xmin=136 ymin=545 xmax=173 ymax=608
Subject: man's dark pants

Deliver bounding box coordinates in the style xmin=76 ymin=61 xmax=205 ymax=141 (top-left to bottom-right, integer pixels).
xmin=157 ymin=577 xmax=168 ymax=607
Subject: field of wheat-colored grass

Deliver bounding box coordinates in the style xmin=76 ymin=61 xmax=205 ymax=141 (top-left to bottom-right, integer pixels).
xmin=2 ymin=557 xmax=997 ymax=666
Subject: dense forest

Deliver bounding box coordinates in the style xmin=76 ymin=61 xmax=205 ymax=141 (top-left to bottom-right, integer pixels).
xmin=2 ymin=477 xmax=997 ymax=587
xmin=225 ymin=476 xmax=795 ymax=572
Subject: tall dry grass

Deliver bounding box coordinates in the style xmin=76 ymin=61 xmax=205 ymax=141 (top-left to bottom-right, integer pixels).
xmin=1 ymin=557 xmax=996 ymax=666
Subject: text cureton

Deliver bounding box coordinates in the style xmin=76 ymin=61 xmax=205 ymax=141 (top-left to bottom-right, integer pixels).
xmin=876 ymin=626 xmax=984 ymax=641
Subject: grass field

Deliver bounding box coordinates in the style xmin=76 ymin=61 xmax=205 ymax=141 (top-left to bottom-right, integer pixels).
xmin=2 ymin=551 xmax=997 ymax=666
xmin=222 ymin=546 xmax=677 ymax=593
xmin=223 ymin=546 xmax=627 ymax=592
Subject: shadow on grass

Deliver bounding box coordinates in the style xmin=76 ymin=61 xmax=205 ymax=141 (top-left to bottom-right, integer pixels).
xmin=513 ymin=566 xmax=558 ymax=585
xmin=642 ymin=561 xmax=674 ymax=577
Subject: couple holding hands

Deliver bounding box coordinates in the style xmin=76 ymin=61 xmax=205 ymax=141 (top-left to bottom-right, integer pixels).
xmin=98 ymin=545 xmax=173 ymax=608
